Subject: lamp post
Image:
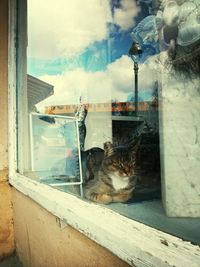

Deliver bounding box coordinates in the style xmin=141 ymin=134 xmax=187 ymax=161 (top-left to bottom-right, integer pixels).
xmin=128 ymin=41 xmax=143 ymax=116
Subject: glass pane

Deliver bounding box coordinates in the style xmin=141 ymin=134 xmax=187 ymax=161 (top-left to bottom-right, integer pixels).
xmin=25 ymin=0 xmax=161 ymax=201
xmin=16 ymin=0 xmax=200 ymax=245
xmin=29 ymin=113 xmax=82 ymax=184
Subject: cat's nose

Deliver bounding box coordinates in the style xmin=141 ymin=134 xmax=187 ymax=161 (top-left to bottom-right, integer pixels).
xmin=120 ymin=172 xmax=128 ymax=177
xmin=124 ymin=172 xmax=132 ymax=178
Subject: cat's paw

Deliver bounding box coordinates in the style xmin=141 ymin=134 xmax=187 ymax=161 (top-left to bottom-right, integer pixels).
xmin=112 ymin=193 xmax=131 ymax=203
xmin=90 ymin=193 xmax=112 ymax=204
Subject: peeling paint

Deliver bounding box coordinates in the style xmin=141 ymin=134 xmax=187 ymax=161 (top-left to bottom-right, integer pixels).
xmin=13 ymin=189 xmax=131 ymax=267
xmin=10 ymin=174 xmax=200 ymax=267
xmin=160 ymin=239 xmax=169 ymax=246
xmin=0 ymin=181 xmax=15 ymax=260
xmin=0 ymin=169 xmax=9 ymax=182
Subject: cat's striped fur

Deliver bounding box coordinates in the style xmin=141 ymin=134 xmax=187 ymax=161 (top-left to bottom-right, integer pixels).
xmin=84 ymin=140 xmax=140 ymax=204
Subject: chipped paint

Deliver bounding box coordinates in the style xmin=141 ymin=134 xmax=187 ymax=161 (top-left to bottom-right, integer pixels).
xmin=0 ymin=181 xmax=15 ymax=259
xmin=10 ymin=174 xmax=200 ymax=267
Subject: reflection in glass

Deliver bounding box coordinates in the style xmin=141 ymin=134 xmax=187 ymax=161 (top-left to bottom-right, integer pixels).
xmin=15 ymin=0 xmax=200 ymax=244
xmin=29 ymin=113 xmax=83 ymax=195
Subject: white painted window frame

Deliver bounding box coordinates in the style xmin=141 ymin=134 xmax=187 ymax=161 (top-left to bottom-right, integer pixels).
xmin=8 ymin=1 xmax=200 ymax=266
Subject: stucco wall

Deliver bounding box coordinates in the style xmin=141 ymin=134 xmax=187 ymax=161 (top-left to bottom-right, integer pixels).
xmin=13 ymin=189 xmax=130 ymax=267
xmin=0 ymin=0 xmax=15 ymax=260
xmin=0 ymin=179 xmax=14 ymax=260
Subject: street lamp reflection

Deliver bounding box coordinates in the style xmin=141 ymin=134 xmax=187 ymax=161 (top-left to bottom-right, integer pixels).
xmin=128 ymin=41 xmax=143 ymax=116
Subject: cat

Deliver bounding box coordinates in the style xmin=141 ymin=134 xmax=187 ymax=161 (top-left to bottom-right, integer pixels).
xmin=84 ymin=140 xmax=140 ymax=204
xmin=81 ymin=147 xmax=104 ymax=184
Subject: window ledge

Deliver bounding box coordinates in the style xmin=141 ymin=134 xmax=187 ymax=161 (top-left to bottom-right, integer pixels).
xmin=9 ymin=174 xmax=200 ymax=267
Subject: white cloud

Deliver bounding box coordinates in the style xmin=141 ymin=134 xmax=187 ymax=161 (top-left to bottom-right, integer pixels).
xmin=37 ymin=68 xmax=113 ymax=111
xmin=28 ymin=0 xmax=112 ymax=59
xmin=113 ymin=0 xmax=140 ymax=30
xmin=139 ymin=55 xmax=160 ymax=88
xmin=28 ymin=0 xmax=141 ymax=59
xmin=107 ymin=54 xmax=158 ymax=93
xmin=36 ymin=54 xmax=159 ymax=112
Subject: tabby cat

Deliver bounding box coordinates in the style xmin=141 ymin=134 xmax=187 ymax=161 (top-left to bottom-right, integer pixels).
xmin=84 ymin=140 xmax=140 ymax=204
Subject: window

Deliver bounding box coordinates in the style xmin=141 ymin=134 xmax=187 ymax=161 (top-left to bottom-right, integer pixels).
xmin=9 ymin=0 xmax=200 ymax=266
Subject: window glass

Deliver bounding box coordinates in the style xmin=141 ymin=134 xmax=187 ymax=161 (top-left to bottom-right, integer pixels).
xmin=17 ymin=0 xmax=200 ymax=245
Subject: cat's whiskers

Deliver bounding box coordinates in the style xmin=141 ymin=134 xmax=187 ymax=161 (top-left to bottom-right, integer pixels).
xmin=84 ymin=140 xmax=140 ymax=204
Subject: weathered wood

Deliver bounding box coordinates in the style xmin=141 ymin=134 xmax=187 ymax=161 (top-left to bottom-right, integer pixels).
xmin=10 ymin=174 xmax=200 ymax=267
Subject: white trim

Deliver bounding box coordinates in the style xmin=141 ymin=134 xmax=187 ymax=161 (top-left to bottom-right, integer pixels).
xmin=29 ymin=112 xmax=34 ymax=170
xmin=8 ymin=0 xmax=18 ymax=178
xmin=29 ymin=112 xmax=83 ymax=194
xmin=9 ymin=174 xmax=200 ymax=267
xmin=7 ymin=1 xmax=200 ymax=267
xmin=31 ymin=112 xmax=78 ymax=119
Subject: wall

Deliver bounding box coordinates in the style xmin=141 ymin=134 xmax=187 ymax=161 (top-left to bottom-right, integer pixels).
xmin=13 ymin=189 xmax=130 ymax=267
xmin=160 ymin=69 xmax=200 ymax=217
xmin=0 ymin=0 xmax=15 ymax=260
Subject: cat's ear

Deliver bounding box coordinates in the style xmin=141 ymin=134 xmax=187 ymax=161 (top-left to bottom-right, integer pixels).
xmin=104 ymin=141 xmax=115 ymax=157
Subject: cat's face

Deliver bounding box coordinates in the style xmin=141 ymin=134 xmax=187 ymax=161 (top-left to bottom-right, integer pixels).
xmin=102 ymin=141 xmax=138 ymax=179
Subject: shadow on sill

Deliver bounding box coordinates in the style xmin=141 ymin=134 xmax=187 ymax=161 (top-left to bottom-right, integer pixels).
xmin=0 ymin=253 xmax=23 ymax=267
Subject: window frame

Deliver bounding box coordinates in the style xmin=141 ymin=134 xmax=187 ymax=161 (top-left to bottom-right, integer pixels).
xmin=8 ymin=1 xmax=200 ymax=266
